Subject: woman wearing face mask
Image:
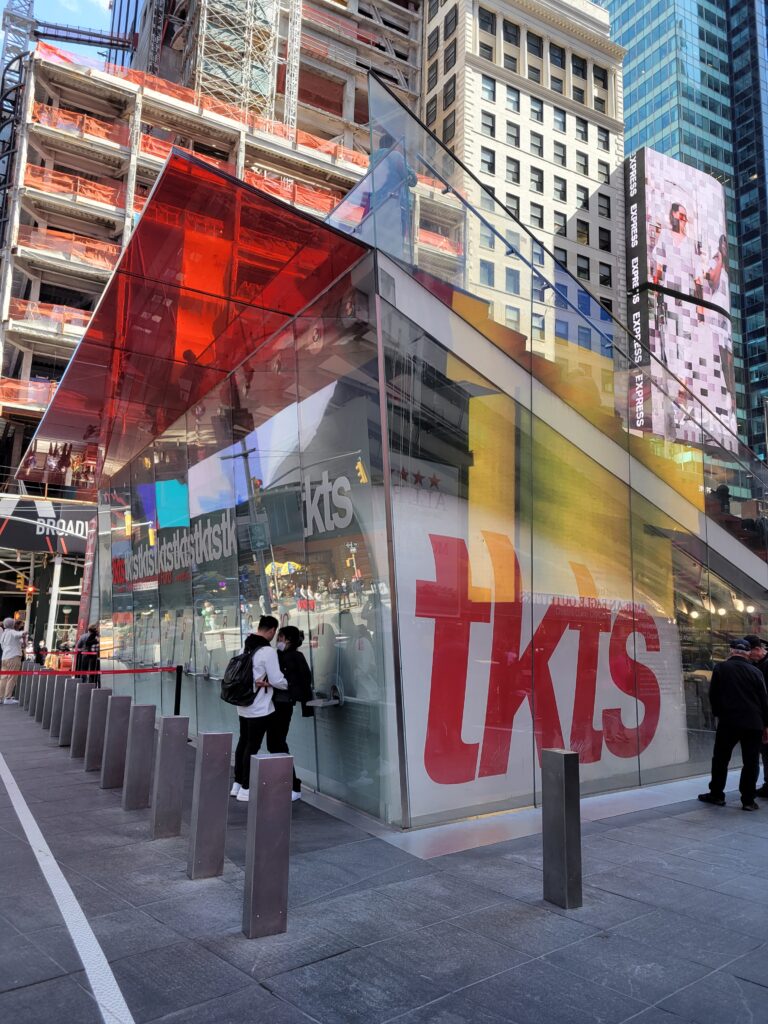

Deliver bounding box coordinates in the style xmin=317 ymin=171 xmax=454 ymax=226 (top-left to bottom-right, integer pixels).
xmin=269 ymin=625 xmax=314 ymax=801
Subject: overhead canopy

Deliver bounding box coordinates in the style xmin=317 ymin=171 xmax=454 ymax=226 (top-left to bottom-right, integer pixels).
xmin=21 ymin=151 xmax=368 ymax=489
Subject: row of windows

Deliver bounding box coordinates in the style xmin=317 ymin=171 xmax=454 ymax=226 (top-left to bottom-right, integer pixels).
xmin=477 ymin=258 xmax=613 ymax=291
xmin=478 ymin=146 xmax=613 ymax=208
xmin=479 ymin=77 xmax=611 ymax=149
xmin=427 ymin=6 xmax=458 ymax=58
xmin=479 ymin=216 xmax=613 ymax=252
xmin=477 ymin=185 xmax=614 ymax=244
xmin=477 ymin=111 xmax=612 ymax=180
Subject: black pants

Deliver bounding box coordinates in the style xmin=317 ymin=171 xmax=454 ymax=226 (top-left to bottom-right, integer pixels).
xmin=761 ymin=742 xmax=768 ymax=786
xmin=267 ymin=702 xmax=301 ymax=792
xmin=234 ymin=714 xmax=272 ymax=789
xmin=709 ymin=723 xmax=762 ymax=803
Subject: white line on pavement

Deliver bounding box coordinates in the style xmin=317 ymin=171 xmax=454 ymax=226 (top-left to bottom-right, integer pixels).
xmin=0 ymin=751 xmax=136 ymax=1024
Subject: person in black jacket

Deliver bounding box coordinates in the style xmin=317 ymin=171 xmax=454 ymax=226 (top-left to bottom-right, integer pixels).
xmin=744 ymin=634 xmax=768 ymax=796
xmin=699 ymin=638 xmax=768 ymax=810
xmin=269 ymin=625 xmax=314 ymax=801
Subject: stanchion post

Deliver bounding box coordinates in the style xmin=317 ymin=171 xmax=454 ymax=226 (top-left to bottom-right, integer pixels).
xmin=83 ymin=688 xmax=113 ymax=772
xmin=187 ymin=733 xmax=232 ymax=880
xmin=58 ymin=677 xmax=79 ymax=747
xmin=122 ymin=705 xmax=156 ymax=810
xmin=542 ymin=748 xmax=582 ymax=910
xmin=242 ymin=753 xmax=293 ymax=939
xmin=42 ymin=674 xmax=56 ymax=730
xmin=100 ymin=695 xmax=132 ymax=789
xmin=34 ymin=673 xmax=47 ymax=722
xmin=174 ymin=665 xmax=182 ymax=716
xmin=150 ymin=716 xmax=188 ymax=839
xmin=49 ymin=677 xmax=67 ymax=739
xmin=27 ymin=673 xmax=38 ymax=714
xmin=70 ymin=682 xmax=96 ymax=758
xmin=18 ymin=673 xmax=28 ymax=708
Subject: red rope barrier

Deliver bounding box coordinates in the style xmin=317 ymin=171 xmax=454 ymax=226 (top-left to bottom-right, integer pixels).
xmin=0 ymin=666 xmax=178 ymax=676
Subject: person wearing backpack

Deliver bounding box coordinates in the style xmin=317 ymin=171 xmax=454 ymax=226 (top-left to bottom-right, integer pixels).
xmin=230 ymin=615 xmax=287 ymax=802
xmin=268 ymin=625 xmax=314 ymax=801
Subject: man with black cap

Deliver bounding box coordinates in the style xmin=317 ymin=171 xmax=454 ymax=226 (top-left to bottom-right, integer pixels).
xmin=699 ymin=638 xmax=768 ymax=810
xmin=744 ymin=634 xmax=768 ymax=797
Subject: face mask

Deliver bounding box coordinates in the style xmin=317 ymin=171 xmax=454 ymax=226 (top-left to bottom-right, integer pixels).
xmin=276 ymin=641 xmax=286 ymax=652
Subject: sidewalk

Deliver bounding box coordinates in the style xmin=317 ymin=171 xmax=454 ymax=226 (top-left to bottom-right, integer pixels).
xmin=0 ymin=709 xmax=766 ymax=1024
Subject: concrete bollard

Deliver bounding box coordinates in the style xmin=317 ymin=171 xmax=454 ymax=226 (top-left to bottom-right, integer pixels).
xmin=122 ymin=705 xmax=156 ymax=811
xmin=150 ymin=716 xmax=188 ymax=839
xmin=34 ymin=673 xmax=47 ymax=722
xmin=83 ymin=688 xmax=113 ymax=772
xmin=42 ymin=674 xmax=56 ymax=730
xmin=99 ymin=695 xmax=132 ymax=789
xmin=49 ymin=677 xmax=67 ymax=739
xmin=27 ymin=673 xmax=38 ymax=714
xmin=187 ymin=733 xmax=232 ymax=880
xmin=70 ymin=682 xmax=96 ymax=758
xmin=542 ymin=748 xmax=582 ymax=910
xmin=58 ymin=678 xmax=80 ymax=747
xmin=242 ymin=754 xmax=293 ymax=939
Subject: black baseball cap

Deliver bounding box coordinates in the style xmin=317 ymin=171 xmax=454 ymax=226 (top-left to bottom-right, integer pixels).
xmin=743 ymin=635 xmax=767 ymax=649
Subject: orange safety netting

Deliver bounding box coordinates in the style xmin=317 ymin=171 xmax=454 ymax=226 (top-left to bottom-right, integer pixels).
xmin=17 ymin=225 xmax=121 ymax=269
xmin=32 ymin=101 xmax=129 ymax=147
xmin=24 ymin=164 xmax=145 ymax=214
xmin=0 ymin=377 xmax=57 ymax=409
xmin=418 ymin=229 xmax=463 ymax=256
xmin=304 ymin=4 xmax=385 ymax=50
xmin=8 ymin=298 xmax=91 ymax=331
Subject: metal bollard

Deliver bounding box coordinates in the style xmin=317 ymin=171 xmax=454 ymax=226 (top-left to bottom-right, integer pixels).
xmin=58 ymin=678 xmax=79 ymax=747
xmin=150 ymin=716 xmax=188 ymax=839
xmin=122 ymin=705 xmax=156 ymax=811
xmin=34 ymin=673 xmax=47 ymax=722
xmin=49 ymin=677 xmax=67 ymax=739
xmin=42 ymin=674 xmax=57 ymax=730
xmin=242 ymin=753 xmax=293 ymax=939
xmin=18 ymin=674 xmax=28 ymax=707
xmin=83 ymin=688 xmax=113 ymax=772
xmin=70 ymin=682 xmax=96 ymax=758
xmin=27 ymin=673 xmax=39 ymax=714
xmin=541 ymin=748 xmax=582 ymax=910
xmin=23 ymin=671 xmax=34 ymax=710
xmin=100 ymin=695 xmax=132 ymax=789
xmin=187 ymin=733 xmax=232 ymax=880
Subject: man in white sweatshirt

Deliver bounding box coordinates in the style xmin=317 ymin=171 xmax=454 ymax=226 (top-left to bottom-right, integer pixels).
xmin=0 ymin=618 xmax=24 ymax=704
xmin=231 ymin=615 xmax=288 ymax=801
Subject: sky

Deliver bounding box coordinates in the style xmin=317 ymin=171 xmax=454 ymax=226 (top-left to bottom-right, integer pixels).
xmin=1 ymin=0 xmax=116 ymax=64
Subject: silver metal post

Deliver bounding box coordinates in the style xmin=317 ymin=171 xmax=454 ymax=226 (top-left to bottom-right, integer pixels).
xmin=34 ymin=673 xmax=47 ymax=721
xmin=242 ymin=753 xmax=293 ymax=939
xmin=122 ymin=704 xmax=156 ymax=810
xmin=541 ymin=748 xmax=582 ymax=909
xmin=49 ymin=676 xmax=67 ymax=739
xmin=18 ymin=672 xmax=28 ymax=707
xmin=83 ymin=688 xmax=113 ymax=772
xmin=24 ymin=670 xmax=36 ymax=710
xmin=27 ymin=672 xmax=38 ymax=713
xmin=70 ymin=682 xmax=96 ymax=758
xmin=58 ymin=677 xmax=79 ymax=747
xmin=150 ymin=716 xmax=188 ymax=839
xmin=100 ymin=695 xmax=132 ymax=789
xmin=187 ymin=732 xmax=232 ymax=880
xmin=42 ymin=673 xmax=56 ymax=729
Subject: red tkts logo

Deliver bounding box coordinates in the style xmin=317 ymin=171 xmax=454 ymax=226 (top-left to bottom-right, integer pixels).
xmin=415 ymin=533 xmax=661 ymax=785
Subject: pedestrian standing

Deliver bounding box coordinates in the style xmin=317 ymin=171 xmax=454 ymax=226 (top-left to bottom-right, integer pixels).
xmin=699 ymin=638 xmax=768 ymax=811
xmin=744 ymin=634 xmax=768 ymax=797
xmin=0 ymin=618 xmax=24 ymax=705
xmin=269 ymin=626 xmax=314 ymax=802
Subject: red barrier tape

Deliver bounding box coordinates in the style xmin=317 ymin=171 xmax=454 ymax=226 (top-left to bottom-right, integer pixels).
xmin=0 ymin=666 xmax=178 ymax=675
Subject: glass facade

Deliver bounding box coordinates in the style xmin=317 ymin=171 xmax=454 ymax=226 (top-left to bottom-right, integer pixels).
xmin=31 ymin=86 xmax=768 ymax=829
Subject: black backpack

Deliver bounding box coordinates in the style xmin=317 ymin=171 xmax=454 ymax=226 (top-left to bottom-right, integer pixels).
xmin=220 ymin=635 xmax=270 ymax=706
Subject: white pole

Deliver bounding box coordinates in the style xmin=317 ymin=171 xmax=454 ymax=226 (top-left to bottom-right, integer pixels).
xmin=46 ymin=556 xmax=62 ymax=651
xmin=24 ymin=552 xmax=34 ymax=630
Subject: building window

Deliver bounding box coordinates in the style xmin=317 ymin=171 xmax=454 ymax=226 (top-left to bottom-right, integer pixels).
xmin=550 ymin=42 xmax=565 ymax=68
xmin=554 ymin=247 xmax=567 ymax=268
xmin=503 ymin=20 xmax=519 ymax=44
xmin=598 ymin=192 xmax=611 ymax=217
xmin=576 ymin=185 xmax=589 ymax=209
xmin=577 ymin=254 xmax=590 ymax=280
xmin=597 ymin=160 xmax=609 ymax=184
xmin=532 ymin=312 xmax=545 ymax=340
xmin=532 ymin=274 xmax=547 ymax=302
xmin=578 ymin=325 xmax=591 ymax=348
xmin=506 ymin=228 xmax=520 ymax=252
xmin=443 ymin=110 xmax=455 ymax=142
xmin=480 ymin=186 xmax=495 ymax=211
xmin=480 ymin=222 xmax=495 ymax=249
xmin=599 ymin=262 xmax=613 ymax=287
xmin=530 ymin=131 xmax=543 ymax=156
xmin=528 ymin=66 xmax=541 ymax=83
xmin=481 ymin=110 xmax=496 ymax=136
xmin=504 ymin=54 xmax=518 ymax=72
xmin=532 ymin=241 xmax=544 ymax=265
xmin=597 ymin=126 xmax=610 ymax=151
xmin=506 ymin=156 xmax=520 ymax=183
xmin=428 ymin=28 xmax=439 ymax=59
xmin=444 ymin=39 xmax=456 ymax=71
xmin=599 ymin=227 xmax=611 ymax=252
xmin=551 ymin=77 xmax=563 ymax=94
xmin=479 ymin=259 xmax=495 ymax=287
xmin=479 ymin=42 xmax=493 ymax=60
xmin=478 ymin=6 xmax=496 ymax=33
xmin=527 ymin=31 xmax=543 ymax=57
xmin=578 ymin=290 xmax=591 ymax=315
xmin=506 ymin=85 xmax=520 ymax=112
xmin=506 ymin=267 xmax=520 ymax=294
xmin=576 ymin=151 xmax=588 ymax=175
xmin=553 ymin=175 xmax=567 ymax=201
xmin=530 ymin=166 xmax=544 ymax=192
xmin=571 ymin=54 xmax=587 ymax=79
xmin=505 ymin=305 xmax=521 ymax=330
xmin=593 ymin=64 xmax=608 ymax=88
xmin=577 ymin=220 xmax=590 ymax=245
xmin=481 ymin=146 xmax=496 ymax=174
xmin=443 ymin=75 xmax=456 ymax=108
xmin=428 ymin=0 xmax=439 ymax=20
xmin=427 ymin=61 xmax=438 ymax=90
xmin=554 ymin=107 xmax=566 ymax=132
xmin=506 ymin=193 xmax=520 ymax=217
xmin=444 ymin=4 xmax=458 ymax=37
xmin=594 ymin=96 xmax=605 ymax=113
xmin=573 ymin=86 xmax=585 ymax=104
xmin=553 ymin=141 xmax=566 ymax=166
xmin=481 ymin=75 xmax=496 ymax=101
xmin=600 ymin=297 xmax=613 ymax=318
xmin=556 ymin=318 xmax=569 ymax=340
xmin=530 ymin=202 xmax=544 ymax=228
xmin=554 ymin=210 xmax=567 ymax=235
xmin=506 ymin=121 xmax=520 ymax=147
xmin=530 ymin=97 xmax=544 ymax=122
xmin=426 ymin=97 xmax=437 ymax=125
xmin=575 ymin=117 xmax=588 ymax=141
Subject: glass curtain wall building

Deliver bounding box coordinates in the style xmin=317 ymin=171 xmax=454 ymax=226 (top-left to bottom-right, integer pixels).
xmin=29 ymin=78 xmax=768 ymax=829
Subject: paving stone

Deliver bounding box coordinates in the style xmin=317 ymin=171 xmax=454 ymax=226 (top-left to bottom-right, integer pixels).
xmin=665 ymin=885 xmax=768 ymax=941
xmin=532 ymin=884 xmax=653 ymax=930
xmin=140 ymin=883 xmax=244 ymax=938
xmin=454 ymin=898 xmax=598 ymax=956
xmin=0 ymin=876 xmax=130 ymax=932
xmin=612 ymin=908 xmax=761 ymax=968
xmin=719 ymin=943 xmax=768 ymax=987
xmin=0 ymin=935 xmax=66 ymax=993
xmin=292 ymin=887 xmax=435 ymax=945
xmin=153 ymin=985 xmax=316 ymax=1023
xmin=585 ymin=865 xmax=709 ymax=908
xmin=434 ymin=852 xmax=545 ymax=902
xmin=387 ymin=989 xmax=514 ymax=1023
xmin=660 ymin=971 xmax=768 ymax=1022
xmin=202 ymin=918 xmax=353 ymax=981
xmin=0 ymin=974 xmax=102 ymax=1023
xmin=596 ymin=825 xmax=693 ymax=854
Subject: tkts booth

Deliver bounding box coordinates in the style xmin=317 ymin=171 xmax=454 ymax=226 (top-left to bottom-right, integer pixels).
xmin=25 ymin=82 xmax=768 ymax=828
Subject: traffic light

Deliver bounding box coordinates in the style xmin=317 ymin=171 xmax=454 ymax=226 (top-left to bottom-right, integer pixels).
xmin=15 ymin=575 xmax=24 ymax=591
xmin=355 ymin=458 xmax=369 ymax=484
xmin=345 ymin=557 xmax=354 ymax=568
xmin=25 ymin=584 xmax=36 ymax=598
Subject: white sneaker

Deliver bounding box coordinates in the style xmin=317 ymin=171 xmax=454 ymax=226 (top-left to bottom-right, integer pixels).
xmin=236 ymin=788 xmax=250 ymax=802
xmin=229 ymin=783 xmax=241 ymax=797
xmin=4 ymin=698 xmax=18 ymax=705
xmin=291 ymin=791 xmax=302 ymax=802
